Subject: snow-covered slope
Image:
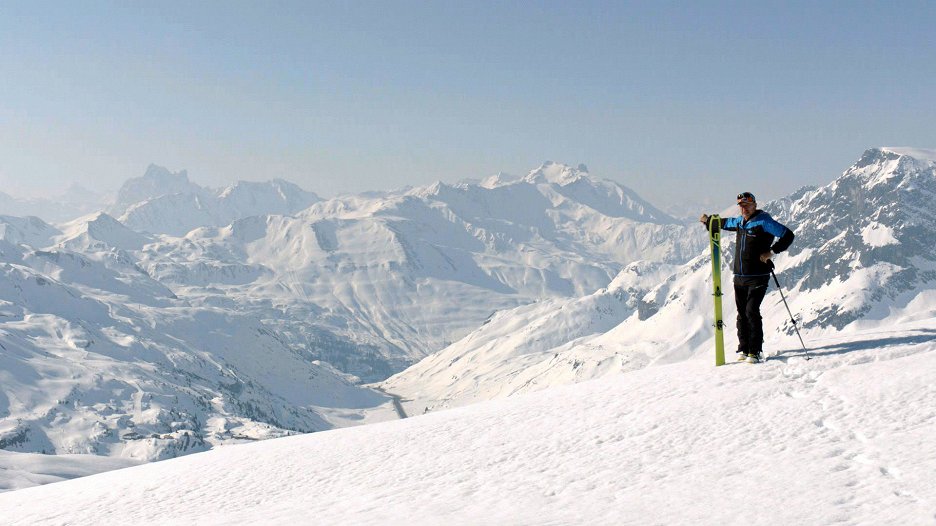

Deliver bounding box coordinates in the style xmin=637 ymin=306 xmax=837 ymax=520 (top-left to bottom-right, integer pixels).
xmin=1 ymin=322 xmax=934 ymax=524
xmin=383 ymin=148 xmax=936 ymax=413
xmin=380 ymin=261 xmax=676 ymax=410
xmin=0 ymin=450 xmax=140 ymax=492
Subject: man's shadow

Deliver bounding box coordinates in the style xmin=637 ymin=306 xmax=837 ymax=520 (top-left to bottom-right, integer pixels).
xmin=768 ymin=329 xmax=936 ymax=361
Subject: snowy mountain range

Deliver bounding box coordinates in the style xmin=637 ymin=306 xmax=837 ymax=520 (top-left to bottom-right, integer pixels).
xmin=0 ymin=160 xmax=704 ymax=479
xmin=112 ymin=164 xmax=323 ymax=236
xmin=1 ymin=148 xmax=935 ymax=497
xmin=131 ymin=161 xmax=705 ymax=378
xmin=381 ymin=147 xmax=936 ymax=413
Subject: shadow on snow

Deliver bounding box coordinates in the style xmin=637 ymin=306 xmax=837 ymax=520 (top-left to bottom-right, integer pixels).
xmin=768 ymin=329 xmax=936 ymax=362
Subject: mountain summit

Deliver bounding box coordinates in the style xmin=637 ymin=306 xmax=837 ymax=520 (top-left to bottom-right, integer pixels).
xmin=113 ymin=164 xmax=200 ymax=214
xmin=513 ymin=161 xmax=674 ymax=224
xmin=764 ymin=146 xmax=936 ymax=328
xmin=523 ymin=160 xmax=590 ymax=185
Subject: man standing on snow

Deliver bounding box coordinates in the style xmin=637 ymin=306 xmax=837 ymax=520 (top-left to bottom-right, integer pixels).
xmin=699 ymin=192 xmax=795 ymax=363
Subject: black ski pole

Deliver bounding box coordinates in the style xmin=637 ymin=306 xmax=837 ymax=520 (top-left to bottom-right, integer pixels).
xmin=767 ymin=260 xmax=810 ymax=360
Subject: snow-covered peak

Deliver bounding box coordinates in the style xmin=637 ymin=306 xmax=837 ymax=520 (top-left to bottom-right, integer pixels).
xmin=56 ymin=212 xmax=151 ymax=251
xmin=517 ymin=162 xmax=674 ymax=224
xmin=115 ymin=165 xmax=200 ymax=210
xmin=404 ymin=163 xmax=676 ymax=225
xmin=478 ymin=172 xmax=520 ymax=189
xmin=114 ymin=169 xmax=322 ymax=236
xmin=405 ymin=180 xmax=448 ymax=199
xmin=0 ymin=215 xmax=60 ymax=248
xmin=216 ymin=179 xmax=321 ymax=214
xmin=845 ymin=147 xmax=936 ymax=190
xmin=218 ymin=179 xmax=316 ymax=201
xmin=813 ymin=147 xmax=936 ymax=204
xmin=523 ymin=161 xmax=589 ymax=185
xmin=878 ymin=146 xmax=936 ymax=163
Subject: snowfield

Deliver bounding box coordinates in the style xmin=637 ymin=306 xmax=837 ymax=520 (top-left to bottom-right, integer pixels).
xmin=1 ymin=322 xmax=934 ymax=525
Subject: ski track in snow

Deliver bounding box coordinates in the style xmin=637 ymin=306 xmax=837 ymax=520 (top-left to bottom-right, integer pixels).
xmin=0 ymin=326 xmax=934 ymax=525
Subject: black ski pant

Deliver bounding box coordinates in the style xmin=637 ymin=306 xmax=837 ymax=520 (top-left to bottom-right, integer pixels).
xmin=734 ymin=276 xmax=770 ymax=356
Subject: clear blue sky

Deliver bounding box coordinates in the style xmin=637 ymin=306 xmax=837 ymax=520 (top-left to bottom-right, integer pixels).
xmin=1 ymin=0 xmax=934 ymax=211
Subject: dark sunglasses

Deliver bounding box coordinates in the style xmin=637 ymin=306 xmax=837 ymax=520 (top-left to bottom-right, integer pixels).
xmin=737 ymin=192 xmax=756 ymax=205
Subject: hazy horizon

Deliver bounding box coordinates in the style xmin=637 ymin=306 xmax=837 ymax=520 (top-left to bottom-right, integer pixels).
xmin=2 ymin=1 xmax=934 ymax=210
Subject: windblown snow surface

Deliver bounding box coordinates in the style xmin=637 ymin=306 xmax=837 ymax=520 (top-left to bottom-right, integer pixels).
xmin=1 ymin=321 xmax=935 ymax=524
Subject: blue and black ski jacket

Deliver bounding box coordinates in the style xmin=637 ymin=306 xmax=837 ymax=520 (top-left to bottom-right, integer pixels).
xmin=719 ymin=211 xmax=794 ymax=278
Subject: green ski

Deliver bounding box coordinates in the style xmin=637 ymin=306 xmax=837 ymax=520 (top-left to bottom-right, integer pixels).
xmin=708 ymin=215 xmax=726 ymax=366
